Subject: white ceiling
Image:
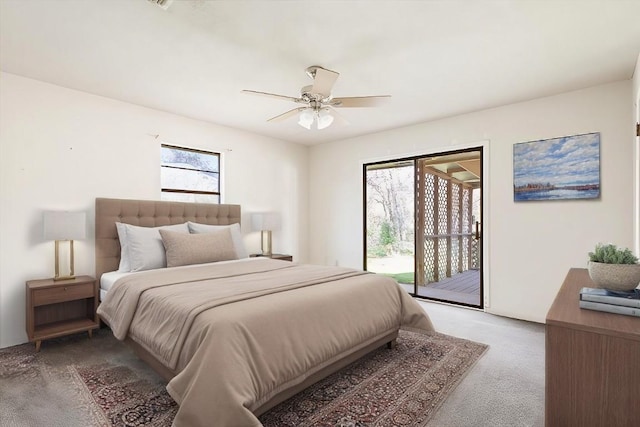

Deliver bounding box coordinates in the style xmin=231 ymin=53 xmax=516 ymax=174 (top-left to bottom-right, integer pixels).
xmin=2 ymin=0 xmax=639 ymax=145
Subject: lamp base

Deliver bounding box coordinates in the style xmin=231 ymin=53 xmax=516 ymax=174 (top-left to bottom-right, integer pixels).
xmin=54 ymin=240 xmax=76 ymax=281
xmin=260 ymin=230 xmax=272 ymax=256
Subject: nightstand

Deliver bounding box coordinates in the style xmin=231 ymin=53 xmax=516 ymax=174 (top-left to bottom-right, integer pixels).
xmin=26 ymin=275 xmax=99 ymax=351
xmin=250 ymin=253 xmax=293 ymax=262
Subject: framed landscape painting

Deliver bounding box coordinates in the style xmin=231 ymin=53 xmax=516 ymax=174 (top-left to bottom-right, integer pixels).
xmin=513 ymin=132 xmax=600 ymax=201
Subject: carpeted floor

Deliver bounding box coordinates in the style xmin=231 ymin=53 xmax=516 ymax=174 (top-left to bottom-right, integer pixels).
xmin=0 ymin=329 xmax=486 ymax=426
xmin=419 ymin=301 xmax=545 ymax=427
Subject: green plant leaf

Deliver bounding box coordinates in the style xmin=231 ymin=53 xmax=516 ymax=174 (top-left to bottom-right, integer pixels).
xmin=588 ymin=243 xmax=638 ymax=264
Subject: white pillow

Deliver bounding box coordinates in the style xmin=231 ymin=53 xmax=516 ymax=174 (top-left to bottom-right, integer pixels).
xmin=115 ymin=222 xmax=131 ymax=272
xmin=119 ymin=222 xmax=190 ymax=272
xmin=160 ymin=228 xmax=237 ymax=268
xmin=187 ymin=222 xmax=248 ymax=259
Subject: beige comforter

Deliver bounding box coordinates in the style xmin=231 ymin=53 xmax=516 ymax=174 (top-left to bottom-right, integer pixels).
xmin=97 ymin=258 xmax=434 ymax=427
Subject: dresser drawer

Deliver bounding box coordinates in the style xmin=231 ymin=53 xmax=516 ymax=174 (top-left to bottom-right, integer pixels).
xmin=32 ymin=282 xmax=94 ymax=306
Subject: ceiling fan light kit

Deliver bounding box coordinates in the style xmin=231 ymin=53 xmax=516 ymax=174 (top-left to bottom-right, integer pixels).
xmin=298 ymin=107 xmax=334 ymax=130
xmin=298 ymin=109 xmax=314 ymax=130
xmin=242 ymin=65 xmax=390 ymax=131
xmin=317 ymin=109 xmax=334 ymax=130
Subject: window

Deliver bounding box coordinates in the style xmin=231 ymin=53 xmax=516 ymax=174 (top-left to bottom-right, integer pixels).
xmin=160 ymin=144 xmax=221 ymax=203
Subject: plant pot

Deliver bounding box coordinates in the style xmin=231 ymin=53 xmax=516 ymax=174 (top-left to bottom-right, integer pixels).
xmin=587 ymin=261 xmax=640 ymax=291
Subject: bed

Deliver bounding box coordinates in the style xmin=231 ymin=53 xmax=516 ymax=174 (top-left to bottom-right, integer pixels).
xmin=95 ymin=197 xmax=434 ymax=427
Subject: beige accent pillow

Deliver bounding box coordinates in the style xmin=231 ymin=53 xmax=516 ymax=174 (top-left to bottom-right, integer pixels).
xmin=187 ymin=222 xmax=248 ymax=259
xmin=159 ymin=228 xmax=237 ymax=268
xmin=120 ymin=222 xmax=190 ymax=272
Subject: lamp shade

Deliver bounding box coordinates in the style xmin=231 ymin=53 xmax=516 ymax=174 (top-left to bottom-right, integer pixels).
xmin=251 ymin=212 xmax=281 ymax=231
xmin=298 ymin=109 xmax=314 ymax=130
xmin=317 ymin=109 xmax=334 ymax=130
xmin=43 ymin=211 xmax=86 ymax=241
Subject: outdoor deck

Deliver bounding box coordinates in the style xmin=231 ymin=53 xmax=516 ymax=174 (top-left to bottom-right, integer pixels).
xmin=400 ymin=269 xmax=481 ymax=306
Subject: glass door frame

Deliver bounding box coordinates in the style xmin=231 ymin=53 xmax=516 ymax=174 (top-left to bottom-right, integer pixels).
xmin=363 ymin=146 xmax=484 ymax=309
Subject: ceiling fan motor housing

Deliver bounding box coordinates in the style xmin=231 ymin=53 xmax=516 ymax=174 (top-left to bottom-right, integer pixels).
xmin=300 ymin=86 xmax=330 ymax=105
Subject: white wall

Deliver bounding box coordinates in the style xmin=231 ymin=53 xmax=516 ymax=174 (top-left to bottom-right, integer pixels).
xmin=309 ymin=80 xmax=635 ymax=323
xmin=0 ymin=72 xmax=309 ymax=348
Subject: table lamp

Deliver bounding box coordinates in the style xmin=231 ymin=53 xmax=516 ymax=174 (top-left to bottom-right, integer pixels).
xmin=43 ymin=211 xmax=86 ymax=280
xmin=251 ymin=212 xmax=281 ymax=256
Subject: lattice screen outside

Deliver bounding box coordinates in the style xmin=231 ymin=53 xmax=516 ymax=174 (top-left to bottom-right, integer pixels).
xmin=416 ymin=163 xmax=477 ymax=285
xmin=462 ymin=187 xmax=471 ymax=270
xmin=417 ymin=172 xmax=436 ymax=283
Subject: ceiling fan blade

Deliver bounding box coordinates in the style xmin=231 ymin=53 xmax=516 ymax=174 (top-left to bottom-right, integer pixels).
xmin=327 ymin=107 xmax=349 ymax=126
xmin=330 ymin=95 xmax=391 ymax=107
xmin=311 ymin=67 xmax=339 ymax=97
xmin=242 ymin=89 xmax=302 ymax=103
xmin=267 ymin=107 xmax=307 ymax=122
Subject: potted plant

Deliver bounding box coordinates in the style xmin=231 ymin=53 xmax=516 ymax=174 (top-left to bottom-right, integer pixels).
xmin=588 ymin=243 xmax=640 ymax=291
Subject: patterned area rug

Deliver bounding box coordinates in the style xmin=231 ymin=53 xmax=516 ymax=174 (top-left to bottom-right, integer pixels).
xmin=261 ymin=331 xmax=487 ymax=426
xmin=73 ymin=364 xmax=177 ymax=427
xmin=70 ymin=331 xmax=487 ymax=426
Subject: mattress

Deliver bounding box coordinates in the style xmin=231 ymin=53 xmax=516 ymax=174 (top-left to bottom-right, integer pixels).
xmin=100 ymin=271 xmax=131 ymax=300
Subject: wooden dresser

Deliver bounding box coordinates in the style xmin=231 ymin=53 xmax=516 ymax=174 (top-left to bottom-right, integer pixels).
xmin=545 ymin=268 xmax=640 ymax=426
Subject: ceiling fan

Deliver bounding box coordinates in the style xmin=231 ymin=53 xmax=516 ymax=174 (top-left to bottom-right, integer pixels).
xmin=242 ymin=65 xmax=391 ymax=130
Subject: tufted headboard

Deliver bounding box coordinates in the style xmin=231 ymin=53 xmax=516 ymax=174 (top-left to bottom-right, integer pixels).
xmin=95 ymin=198 xmax=241 ymax=281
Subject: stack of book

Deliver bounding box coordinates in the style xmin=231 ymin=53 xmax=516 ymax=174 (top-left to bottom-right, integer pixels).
xmin=579 ymin=287 xmax=640 ymax=317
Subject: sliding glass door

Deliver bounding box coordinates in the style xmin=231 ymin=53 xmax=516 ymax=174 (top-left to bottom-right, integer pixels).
xmin=364 ymin=148 xmax=483 ymax=308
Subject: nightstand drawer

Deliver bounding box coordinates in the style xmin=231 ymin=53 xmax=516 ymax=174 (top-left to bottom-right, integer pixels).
xmin=32 ymin=282 xmax=94 ymax=306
